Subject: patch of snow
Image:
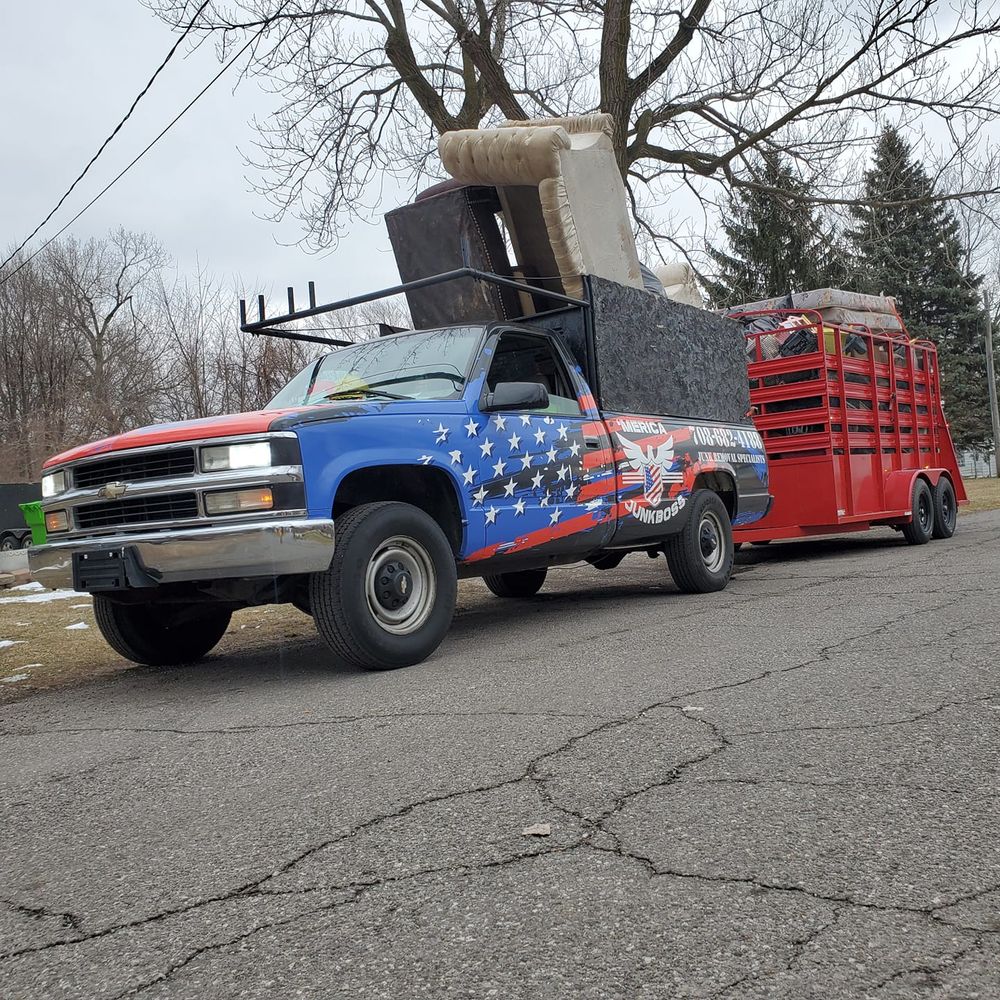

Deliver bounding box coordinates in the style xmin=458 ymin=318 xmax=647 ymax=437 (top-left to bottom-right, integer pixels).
xmin=65 ymin=622 xmax=90 ymax=631
xmin=0 ymin=639 xmax=26 ymax=649
xmin=0 ymin=589 xmax=87 ymax=605
xmin=0 ymin=673 xmax=29 ymax=684
xmin=10 ymin=581 xmax=44 ymax=592
xmin=21 ymin=663 xmax=42 ymax=669
xmin=70 ymin=603 xmax=92 ymax=609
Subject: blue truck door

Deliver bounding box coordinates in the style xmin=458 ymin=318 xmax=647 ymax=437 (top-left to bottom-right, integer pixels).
xmin=461 ymin=330 xmax=616 ymax=563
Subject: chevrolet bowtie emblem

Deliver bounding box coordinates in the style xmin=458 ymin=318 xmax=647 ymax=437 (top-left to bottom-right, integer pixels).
xmin=97 ymin=481 xmax=128 ymax=500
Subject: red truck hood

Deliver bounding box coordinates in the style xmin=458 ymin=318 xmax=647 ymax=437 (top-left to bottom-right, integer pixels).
xmin=44 ymin=409 xmax=309 ymax=468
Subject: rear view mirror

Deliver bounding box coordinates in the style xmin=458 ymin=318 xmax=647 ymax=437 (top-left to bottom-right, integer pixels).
xmin=484 ymin=381 xmax=550 ymax=412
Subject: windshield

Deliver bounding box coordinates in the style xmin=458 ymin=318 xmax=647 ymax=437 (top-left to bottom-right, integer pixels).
xmin=266 ymin=326 xmax=484 ymax=408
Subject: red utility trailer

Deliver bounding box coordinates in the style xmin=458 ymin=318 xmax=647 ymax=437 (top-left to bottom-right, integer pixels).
xmin=733 ymin=307 xmax=966 ymax=546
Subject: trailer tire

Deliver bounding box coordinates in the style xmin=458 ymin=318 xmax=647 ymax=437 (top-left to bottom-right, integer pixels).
xmin=931 ymin=477 xmax=957 ymax=539
xmin=309 ymin=501 xmax=456 ymax=671
xmin=93 ymin=597 xmax=232 ymax=666
xmin=0 ymin=533 xmax=17 ymax=552
xmin=901 ymin=478 xmax=934 ymax=545
xmin=665 ymin=491 xmax=734 ymax=594
xmin=483 ymin=568 xmax=547 ymax=598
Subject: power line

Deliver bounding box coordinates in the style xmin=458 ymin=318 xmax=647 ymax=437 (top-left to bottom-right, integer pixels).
xmin=0 ymin=9 xmax=282 ymax=290
xmin=0 ymin=0 xmax=213 ymax=274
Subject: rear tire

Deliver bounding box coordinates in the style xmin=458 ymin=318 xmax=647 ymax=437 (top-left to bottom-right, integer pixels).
xmin=309 ymin=501 xmax=457 ymax=670
xmin=665 ymin=491 xmax=734 ymax=594
xmin=931 ymin=477 xmax=957 ymax=539
xmin=901 ymin=478 xmax=934 ymax=545
xmin=93 ymin=597 xmax=231 ymax=666
xmin=483 ymin=568 xmax=547 ymax=598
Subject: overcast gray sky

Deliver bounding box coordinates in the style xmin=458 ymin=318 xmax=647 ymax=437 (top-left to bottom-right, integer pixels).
xmin=0 ymin=0 xmax=401 ymax=306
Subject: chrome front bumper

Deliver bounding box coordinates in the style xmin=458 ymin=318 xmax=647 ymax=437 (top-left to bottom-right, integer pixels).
xmin=29 ymin=518 xmax=336 ymax=592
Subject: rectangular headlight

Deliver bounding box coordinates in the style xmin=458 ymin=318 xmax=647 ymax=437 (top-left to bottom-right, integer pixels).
xmin=201 ymin=441 xmax=272 ymax=473
xmin=204 ymin=488 xmax=274 ymax=516
xmin=45 ymin=510 xmax=69 ymax=533
xmin=41 ymin=471 xmax=67 ymax=497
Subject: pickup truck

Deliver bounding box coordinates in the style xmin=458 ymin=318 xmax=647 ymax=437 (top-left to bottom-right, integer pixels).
xmin=29 ymin=274 xmax=770 ymax=671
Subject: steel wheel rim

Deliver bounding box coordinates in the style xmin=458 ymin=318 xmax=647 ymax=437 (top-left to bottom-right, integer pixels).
xmin=942 ymin=487 xmax=955 ymax=528
xmin=365 ymin=535 xmax=436 ymax=635
xmin=699 ymin=510 xmax=726 ymax=574
xmin=918 ymin=491 xmax=933 ymax=532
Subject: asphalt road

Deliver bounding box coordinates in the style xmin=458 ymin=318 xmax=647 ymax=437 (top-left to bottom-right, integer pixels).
xmin=2 ymin=512 xmax=999 ymax=1000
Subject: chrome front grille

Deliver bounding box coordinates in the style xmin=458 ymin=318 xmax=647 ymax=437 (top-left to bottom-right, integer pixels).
xmin=42 ymin=433 xmax=305 ymax=538
xmin=75 ymin=492 xmax=200 ymax=530
xmin=73 ymin=448 xmax=196 ymax=490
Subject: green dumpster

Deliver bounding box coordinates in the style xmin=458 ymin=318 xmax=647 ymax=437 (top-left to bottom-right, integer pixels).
xmin=19 ymin=502 xmax=46 ymax=545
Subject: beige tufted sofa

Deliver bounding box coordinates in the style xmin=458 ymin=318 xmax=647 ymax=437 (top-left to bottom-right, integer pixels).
xmin=438 ymin=114 xmax=643 ymax=300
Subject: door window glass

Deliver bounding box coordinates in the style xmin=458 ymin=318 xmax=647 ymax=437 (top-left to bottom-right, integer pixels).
xmin=486 ymin=333 xmax=581 ymax=415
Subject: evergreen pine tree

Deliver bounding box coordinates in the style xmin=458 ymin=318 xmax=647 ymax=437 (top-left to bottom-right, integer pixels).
xmin=706 ymin=154 xmax=845 ymax=307
xmin=848 ymin=128 xmax=991 ymax=451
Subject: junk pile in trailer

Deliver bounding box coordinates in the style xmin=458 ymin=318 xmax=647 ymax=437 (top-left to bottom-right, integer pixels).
xmin=728 ymin=289 xmax=966 ymax=545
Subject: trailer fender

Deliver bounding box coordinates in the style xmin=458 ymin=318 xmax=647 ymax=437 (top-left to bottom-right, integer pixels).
xmin=883 ymin=469 xmax=943 ymax=515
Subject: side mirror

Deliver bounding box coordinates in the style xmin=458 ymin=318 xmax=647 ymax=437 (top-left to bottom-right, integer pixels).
xmin=484 ymin=381 xmax=550 ymax=412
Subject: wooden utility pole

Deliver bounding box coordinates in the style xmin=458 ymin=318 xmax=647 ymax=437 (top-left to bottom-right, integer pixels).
xmin=985 ymin=289 xmax=1000 ymax=477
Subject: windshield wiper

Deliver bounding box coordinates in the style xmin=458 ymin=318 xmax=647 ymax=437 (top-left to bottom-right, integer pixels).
xmin=369 ymin=371 xmax=464 ymax=388
xmin=323 ymin=387 xmax=410 ymax=401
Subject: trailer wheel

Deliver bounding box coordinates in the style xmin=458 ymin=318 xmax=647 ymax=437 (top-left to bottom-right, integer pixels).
xmin=901 ymin=478 xmax=934 ymax=545
xmin=0 ymin=533 xmax=17 ymax=552
xmin=93 ymin=597 xmax=232 ymax=666
xmin=665 ymin=491 xmax=734 ymax=593
xmin=931 ymin=477 xmax=957 ymax=539
xmin=309 ymin=501 xmax=457 ymax=670
xmin=483 ymin=568 xmax=547 ymax=598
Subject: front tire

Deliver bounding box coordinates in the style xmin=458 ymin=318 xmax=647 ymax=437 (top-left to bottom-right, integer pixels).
xmin=665 ymin=491 xmax=734 ymax=593
xmin=901 ymin=478 xmax=934 ymax=545
xmin=309 ymin=502 xmax=457 ymax=670
xmin=93 ymin=597 xmax=232 ymax=666
xmin=483 ymin=568 xmax=547 ymax=598
xmin=931 ymin=477 xmax=957 ymax=539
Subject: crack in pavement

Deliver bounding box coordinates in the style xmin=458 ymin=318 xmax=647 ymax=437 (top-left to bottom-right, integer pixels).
xmin=1 ymin=897 xmax=82 ymax=931
xmin=110 ymin=848 xmax=580 ymax=998
xmin=667 ymin=595 xmax=969 ymax=703
xmin=0 ymin=709 xmax=611 ymax=739
xmin=869 ymin=933 xmax=986 ymax=993
xmin=728 ymin=693 xmax=999 ymax=738
xmin=685 ymin=775 xmax=1000 ymax=799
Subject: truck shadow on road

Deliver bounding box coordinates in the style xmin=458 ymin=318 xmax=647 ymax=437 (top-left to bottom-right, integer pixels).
xmin=734 ymin=530 xmax=910 ymax=568
xmin=113 ymin=535 xmax=915 ymax=692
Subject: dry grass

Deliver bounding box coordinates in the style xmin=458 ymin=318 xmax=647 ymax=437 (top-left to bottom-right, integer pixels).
xmin=963 ymin=476 xmax=1000 ymax=512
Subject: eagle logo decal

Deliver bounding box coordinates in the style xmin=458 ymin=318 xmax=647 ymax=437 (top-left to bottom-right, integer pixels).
xmin=617 ymin=433 xmax=684 ymax=507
